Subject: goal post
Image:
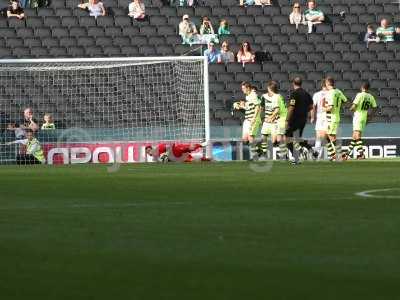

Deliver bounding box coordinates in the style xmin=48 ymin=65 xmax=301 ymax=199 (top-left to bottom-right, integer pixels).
xmin=0 ymin=56 xmax=210 ymax=164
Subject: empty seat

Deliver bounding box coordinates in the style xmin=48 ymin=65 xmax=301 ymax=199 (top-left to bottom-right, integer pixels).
xmin=12 ymin=47 xmax=31 ymax=58
xmin=103 ymin=46 xmax=121 ymax=56
xmin=68 ymin=46 xmax=85 ymax=57
xmin=55 ymin=8 xmax=72 ymax=16
xmin=79 ymin=16 xmax=97 ymax=27
xmin=6 ymin=38 xmax=24 ymax=48
xmin=43 ymin=16 xmax=62 ymax=27
xmin=96 ymin=36 xmax=113 ymax=47
xmin=105 ymin=26 xmax=123 ymax=37
xmin=85 ymin=46 xmax=103 ymax=57
xmin=30 ymin=47 xmax=49 ymax=57
xmin=115 ymin=16 xmax=132 ymax=27
xmin=156 ymin=45 xmax=174 ymax=55
xmin=24 ymin=38 xmax=42 ymax=48
xmin=139 ymin=45 xmax=156 ymax=55
xmin=34 ymin=27 xmax=52 ymax=38
xmin=16 ymin=28 xmax=34 ymax=38
xmin=0 ymin=28 xmax=15 ymax=38
xmin=59 ymin=37 xmax=77 ymax=47
xmin=7 ymin=18 xmax=25 ymax=28
xmin=38 ymin=8 xmax=55 ymax=17
xmin=42 ymin=37 xmax=59 ymax=48
xmin=49 ymin=47 xmax=68 ymax=57
xmin=121 ymin=45 xmax=139 ymax=56
xmin=87 ymin=26 xmax=105 ymax=37
xmin=52 ymin=27 xmax=69 ymax=38
xmin=61 ymin=16 xmax=79 ymax=27
xmin=69 ymin=26 xmax=87 ymax=37
xmin=77 ymin=36 xmax=96 ymax=47
xmin=113 ymin=36 xmax=131 ymax=46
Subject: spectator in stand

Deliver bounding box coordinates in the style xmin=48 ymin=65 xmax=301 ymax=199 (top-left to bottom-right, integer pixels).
xmin=128 ymin=0 xmax=146 ymax=20
xmin=41 ymin=113 xmax=56 ymax=130
xmin=179 ymin=0 xmax=197 ymax=6
xmin=237 ymin=41 xmax=255 ymax=64
xmin=239 ymin=0 xmax=255 ymax=6
xmin=218 ymin=19 xmax=230 ymax=36
xmin=364 ymin=24 xmax=379 ymax=44
xmin=304 ymin=0 xmax=325 ymax=33
xmin=255 ymin=0 xmax=271 ymax=5
xmin=179 ymin=14 xmax=198 ymax=44
xmin=219 ymin=41 xmax=235 ymax=63
xmin=78 ymin=0 xmax=106 ymax=18
xmin=376 ymin=19 xmax=395 ymax=42
xmin=199 ymin=16 xmax=215 ymax=35
xmin=7 ymin=1 xmax=24 ymax=19
xmin=7 ymin=107 xmax=39 ymax=139
xmin=289 ymin=2 xmax=306 ymax=30
xmin=204 ymin=42 xmax=221 ymax=64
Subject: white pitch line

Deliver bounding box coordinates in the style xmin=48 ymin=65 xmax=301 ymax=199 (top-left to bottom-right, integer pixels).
xmin=355 ymin=188 xmax=400 ymax=199
xmin=0 ymin=202 xmax=189 ymax=211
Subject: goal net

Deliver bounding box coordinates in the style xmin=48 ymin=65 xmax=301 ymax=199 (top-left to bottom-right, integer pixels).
xmin=0 ymin=57 xmax=209 ymax=165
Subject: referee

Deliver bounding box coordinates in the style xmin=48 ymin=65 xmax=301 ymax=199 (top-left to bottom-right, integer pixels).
xmin=285 ymin=77 xmax=317 ymax=164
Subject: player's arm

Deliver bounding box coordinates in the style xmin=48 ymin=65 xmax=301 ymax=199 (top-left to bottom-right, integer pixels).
xmin=268 ymin=107 xmax=279 ymax=123
xmin=286 ymin=98 xmax=295 ymax=125
xmin=251 ymin=104 xmax=261 ymax=126
xmin=6 ymin=139 xmax=28 ymax=146
xmin=233 ymin=100 xmax=245 ymax=110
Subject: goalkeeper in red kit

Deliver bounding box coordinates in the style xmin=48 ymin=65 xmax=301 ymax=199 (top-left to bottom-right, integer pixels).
xmin=145 ymin=142 xmax=209 ymax=163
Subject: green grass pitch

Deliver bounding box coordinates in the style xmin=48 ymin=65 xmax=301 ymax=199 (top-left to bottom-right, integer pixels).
xmin=0 ymin=161 xmax=400 ymax=300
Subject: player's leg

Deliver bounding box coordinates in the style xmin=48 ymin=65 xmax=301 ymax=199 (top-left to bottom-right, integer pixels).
xmin=353 ymin=117 xmax=366 ymax=159
xmin=354 ymin=130 xmax=365 ymax=159
xmin=326 ymin=121 xmax=340 ymax=161
xmin=260 ymin=122 xmax=271 ymax=159
xmin=248 ymin=118 xmax=261 ymax=160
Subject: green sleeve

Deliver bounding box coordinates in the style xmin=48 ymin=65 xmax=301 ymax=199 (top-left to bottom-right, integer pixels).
xmin=371 ymin=95 xmax=378 ymax=108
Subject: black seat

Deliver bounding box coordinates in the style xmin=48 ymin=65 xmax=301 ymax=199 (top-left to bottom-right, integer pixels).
xmin=87 ymin=26 xmax=105 ymax=37
xmin=16 ymin=28 xmax=34 ymax=38
xmin=55 ymin=8 xmax=72 ymax=16
xmin=30 ymin=47 xmax=49 ymax=58
xmin=49 ymin=47 xmax=68 ymax=57
xmin=85 ymin=46 xmax=103 ymax=57
xmin=105 ymin=26 xmax=123 ymax=37
xmin=96 ymin=36 xmax=113 ymax=47
xmin=38 ymin=8 xmax=55 ymax=17
xmin=79 ymin=16 xmax=97 ymax=27
xmin=7 ymin=18 xmax=25 ymax=28
xmin=68 ymin=46 xmax=85 ymax=57
xmin=13 ymin=47 xmax=31 ymax=58
xmin=59 ymin=37 xmax=77 ymax=47
xmin=69 ymin=26 xmax=87 ymax=37
xmin=52 ymin=27 xmax=69 ymax=38
xmin=34 ymin=27 xmax=52 ymax=38
xmin=42 ymin=37 xmax=59 ymax=48
xmin=103 ymin=46 xmax=121 ymax=56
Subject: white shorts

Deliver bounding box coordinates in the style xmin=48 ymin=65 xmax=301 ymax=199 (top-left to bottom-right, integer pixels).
xmin=315 ymin=116 xmax=328 ymax=132
xmin=261 ymin=122 xmax=275 ymax=136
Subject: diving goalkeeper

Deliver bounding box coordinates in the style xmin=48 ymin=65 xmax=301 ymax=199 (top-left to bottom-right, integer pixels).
xmin=6 ymin=129 xmax=46 ymax=165
xmin=145 ymin=142 xmax=209 ymax=163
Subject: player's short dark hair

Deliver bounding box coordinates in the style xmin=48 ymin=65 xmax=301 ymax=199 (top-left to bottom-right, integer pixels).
xmin=267 ymin=80 xmax=278 ymax=93
xmin=361 ymin=82 xmax=370 ymax=91
xmin=241 ymin=81 xmax=252 ymax=89
xmin=292 ymin=77 xmax=302 ymax=87
xmin=251 ymin=85 xmax=258 ymax=91
xmin=25 ymin=128 xmax=33 ymax=134
xmin=145 ymin=145 xmax=153 ymax=150
xmin=325 ymin=76 xmax=335 ymax=87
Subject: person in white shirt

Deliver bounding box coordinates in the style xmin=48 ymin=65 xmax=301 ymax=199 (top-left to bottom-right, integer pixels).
xmin=311 ymin=79 xmax=329 ymax=159
xmin=128 ymin=0 xmax=146 ymax=20
xmin=78 ymin=0 xmax=106 ymax=18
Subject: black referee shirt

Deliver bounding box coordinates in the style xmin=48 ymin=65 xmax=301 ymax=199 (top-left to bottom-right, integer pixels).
xmin=288 ymin=88 xmax=313 ymax=124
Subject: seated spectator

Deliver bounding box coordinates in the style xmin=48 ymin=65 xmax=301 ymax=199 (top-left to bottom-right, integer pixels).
xmin=364 ymin=24 xmax=379 ymax=44
xmin=128 ymin=0 xmax=146 ymax=20
xmin=304 ymin=0 xmax=324 ymax=33
xmin=204 ymin=42 xmax=221 ymax=64
xmin=289 ymin=2 xmax=306 ymax=29
xmin=255 ymin=0 xmax=271 ymax=5
xmin=218 ymin=19 xmax=230 ymax=36
xmin=179 ymin=14 xmax=198 ymax=44
xmin=199 ymin=16 xmax=215 ymax=35
xmin=239 ymin=0 xmax=255 ymax=6
xmin=376 ymin=19 xmax=395 ymax=42
xmin=41 ymin=113 xmax=56 ymax=130
xmin=78 ymin=0 xmax=106 ymax=18
xmin=237 ymin=41 xmax=255 ymax=64
xmin=219 ymin=41 xmax=235 ymax=63
xmin=179 ymin=0 xmax=195 ymax=6
xmin=7 ymin=1 xmax=24 ymax=19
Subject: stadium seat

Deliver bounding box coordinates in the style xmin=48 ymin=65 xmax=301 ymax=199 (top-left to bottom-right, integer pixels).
xmin=105 ymin=27 xmax=123 ymax=37
xmin=38 ymin=8 xmax=55 ymax=17
xmin=77 ymin=36 xmax=96 ymax=47
xmin=120 ymin=45 xmax=140 ymax=56
xmin=24 ymin=38 xmax=42 ymax=48
xmin=55 ymin=8 xmax=72 ymax=16
xmin=52 ymin=27 xmax=69 ymax=38
xmin=79 ymin=16 xmax=97 ymax=27
xmin=49 ymin=47 xmax=68 ymax=57
xmin=113 ymin=36 xmax=131 ymax=46
xmin=42 ymin=37 xmax=60 ymax=48
xmin=7 ymin=18 xmax=26 ymax=28
xmin=59 ymin=37 xmax=77 ymax=47
xmin=70 ymin=26 xmax=87 ymax=37
xmin=16 ymin=28 xmax=34 ymax=38
xmin=96 ymin=37 xmax=113 ymax=47
xmin=30 ymin=46 xmax=49 ymax=58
